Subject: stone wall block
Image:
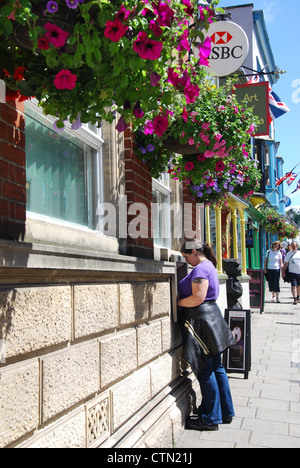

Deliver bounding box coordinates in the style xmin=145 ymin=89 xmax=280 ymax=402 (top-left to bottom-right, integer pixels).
xmin=148 ymin=282 xmax=171 ymax=318
xmin=73 ymin=284 xmax=119 ymax=339
xmin=119 ymin=283 xmax=148 ymax=325
xmin=100 ymin=329 xmax=137 ymax=388
xmin=161 ymin=317 xmax=182 ymax=352
xmin=110 ymin=367 xmax=151 ymax=431
xmin=41 ymin=342 xmax=99 ymax=423
xmin=0 ymin=286 xmax=71 ymax=358
xmin=150 ymin=349 xmax=182 ymax=398
xmin=137 ymin=321 xmax=162 ymax=367
xmin=0 ymin=360 xmax=39 ymax=448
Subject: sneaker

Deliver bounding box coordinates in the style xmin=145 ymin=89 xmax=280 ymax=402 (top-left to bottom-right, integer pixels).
xmin=185 ymin=415 xmax=219 ymax=431
xmin=293 ymin=299 xmax=298 ymax=305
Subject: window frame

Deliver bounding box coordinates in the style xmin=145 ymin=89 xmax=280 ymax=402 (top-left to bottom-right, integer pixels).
xmin=152 ymin=175 xmax=172 ymax=249
xmin=25 ymin=100 xmax=105 ymax=234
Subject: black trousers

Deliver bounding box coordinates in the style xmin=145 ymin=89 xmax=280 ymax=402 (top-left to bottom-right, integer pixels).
xmin=267 ymin=268 xmax=280 ymax=292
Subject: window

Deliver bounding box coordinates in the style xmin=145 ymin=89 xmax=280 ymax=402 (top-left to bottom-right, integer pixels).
xmin=152 ymin=174 xmax=171 ymax=248
xmin=25 ymin=102 xmax=104 ymax=231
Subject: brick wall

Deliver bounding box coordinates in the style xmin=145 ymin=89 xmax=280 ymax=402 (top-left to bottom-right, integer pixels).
xmin=124 ymin=127 xmax=154 ymax=258
xmin=0 ymin=101 xmax=26 ymax=240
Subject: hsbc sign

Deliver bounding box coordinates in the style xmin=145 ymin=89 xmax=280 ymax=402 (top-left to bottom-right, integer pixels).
xmin=195 ymin=21 xmax=249 ymax=77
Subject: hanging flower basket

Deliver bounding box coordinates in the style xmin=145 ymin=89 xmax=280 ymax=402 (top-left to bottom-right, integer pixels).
xmin=0 ymin=0 xmax=220 ymax=130
xmin=135 ymin=78 xmax=261 ymax=205
xmin=162 ymin=134 xmax=199 ymax=155
xmin=258 ymin=205 xmax=299 ymax=240
xmin=11 ymin=1 xmax=78 ymax=49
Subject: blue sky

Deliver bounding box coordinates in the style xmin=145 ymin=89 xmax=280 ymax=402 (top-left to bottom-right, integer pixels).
xmin=220 ymin=0 xmax=300 ymax=207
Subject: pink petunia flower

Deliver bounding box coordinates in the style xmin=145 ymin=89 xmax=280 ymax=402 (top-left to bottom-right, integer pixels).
xmin=185 ymin=162 xmax=194 ymax=171
xmin=182 ymin=106 xmax=189 ymax=122
xmin=133 ymin=32 xmax=163 ymax=60
xmin=246 ymin=124 xmax=255 ymax=135
xmin=133 ymin=101 xmax=144 ymax=119
xmin=54 ymin=69 xmax=77 ymax=90
xmin=45 ymin=23 xmax=68 ymax=48
xmin=184 ymin=82 xmax=200 ymax=104
xmin=204 ymin=150 xmax=215 ymax=158
xmin=215 ymin=161 xmax=225 ymax=172
xmin=153 ymin=2 xmax=175 ymax=27
xmin=104 ymin=19 xmax=127 ymax=42
xmin=153 ymin=114 xmax=169 ymax=136
xmin=196 ymin=36 xmax=212 ymax=67
xmin=38 ymin=36 xmax=50 ymax=50
xmin=144 ymin=120 xmax=154 ymax=135
xmin=149 ymin=20 xmax=163 ymax=37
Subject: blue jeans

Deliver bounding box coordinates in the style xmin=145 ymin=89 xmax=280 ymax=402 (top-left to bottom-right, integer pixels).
xmin=197 ymin=354 xmax=235 ymax=425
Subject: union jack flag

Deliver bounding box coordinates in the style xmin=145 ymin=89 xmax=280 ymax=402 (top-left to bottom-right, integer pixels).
xmin=275 ymin=164 xmax=300 ymax=186
xmin=291 ymin=179 xmax=300 ymax=194
xmin=268 ymin=88 xmax=290 ymax=123
xmin=286 ymin=172 xmax=298 ymax=186
xmin=247 ymin=76 xmax=290 ymax=123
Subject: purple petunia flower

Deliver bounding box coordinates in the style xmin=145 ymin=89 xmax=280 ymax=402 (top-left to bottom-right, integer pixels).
xmin=47 ymin=1 xmax=58 ymax=13
xmin=71 ymin=113 xmax=82 ymax=131
xmin=65 ymin=0 xmax=80 ymax=9
xmin=147 ymin=144 xmax=155 ymax=152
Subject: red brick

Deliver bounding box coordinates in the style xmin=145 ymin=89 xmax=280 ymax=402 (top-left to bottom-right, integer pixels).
xmin=15 ymin=203 xmax=26 ymax=221
xmin=0 ymin=199 xmax=9 ymax=217
xmin=2 ymin=141 xmax=25 ymax=166
xmin=0 ymin=159 xmax=9 ymax=179
xmin=2 ymin=180 xmax=26 ymax=203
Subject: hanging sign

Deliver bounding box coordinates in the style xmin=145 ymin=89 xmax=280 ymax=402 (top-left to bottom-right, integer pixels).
xmin=234 ymin=82 xmax=270 ymax=136
xmin=195 ymin=21 xmax=249 ymax=77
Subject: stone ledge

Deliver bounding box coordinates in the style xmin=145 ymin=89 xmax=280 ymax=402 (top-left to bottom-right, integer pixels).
xmin=0 ymin=239 xmax=176 ymax=284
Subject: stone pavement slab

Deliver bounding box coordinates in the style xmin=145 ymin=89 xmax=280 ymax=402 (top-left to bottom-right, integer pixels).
xmin=176 ymin=282 xmax=300 ymax=448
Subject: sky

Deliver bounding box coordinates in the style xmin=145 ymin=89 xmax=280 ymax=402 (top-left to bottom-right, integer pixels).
xmin=219 ymin=0 xmax=300 ymax=208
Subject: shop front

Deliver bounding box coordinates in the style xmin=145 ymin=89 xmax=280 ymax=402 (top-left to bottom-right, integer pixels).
xmin=205 ymin=194 xmax=251 ymax=311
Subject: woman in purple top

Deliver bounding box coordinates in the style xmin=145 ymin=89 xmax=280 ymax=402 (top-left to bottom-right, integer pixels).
xmin=178 ymin=240 xmax=235 ymax=432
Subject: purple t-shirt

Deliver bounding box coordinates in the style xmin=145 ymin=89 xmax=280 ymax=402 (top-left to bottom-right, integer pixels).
xmin=178 ymin=260 xmax=219 ymax=301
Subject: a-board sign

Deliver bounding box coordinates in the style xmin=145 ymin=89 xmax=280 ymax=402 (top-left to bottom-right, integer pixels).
xmin=171 ymin=261 xmax=188 ymax=322
xmin=224 ymin=309 xmax=251 ymax=379
xmin=247 ymin=269 xmax=264 ymax=312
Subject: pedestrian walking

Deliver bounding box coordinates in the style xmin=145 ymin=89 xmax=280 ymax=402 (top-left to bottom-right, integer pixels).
xmin=283 ymin=241 xmax=300 ymax=304
xmin=264 ymin=241 xmax=283 ymax=303
xmin=177 ymin=240 xmax=236 ymax=432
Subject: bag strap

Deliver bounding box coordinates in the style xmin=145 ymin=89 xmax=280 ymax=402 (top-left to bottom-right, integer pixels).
xmin=288 ymin=252 xmax=297 ymax=265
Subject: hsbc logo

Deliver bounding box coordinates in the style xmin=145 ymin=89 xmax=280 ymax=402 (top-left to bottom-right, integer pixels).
xmin=201 ymin=21 xmax=249 ymax=77
xmin=211 ymin=32 xmax=233 ymax=45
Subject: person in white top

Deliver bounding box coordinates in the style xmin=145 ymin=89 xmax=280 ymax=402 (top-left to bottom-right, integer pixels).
xmin=283 ymin=241 xmax=300 ymax=305
xmin=264 ymin=241 xmax=283 ymax=303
